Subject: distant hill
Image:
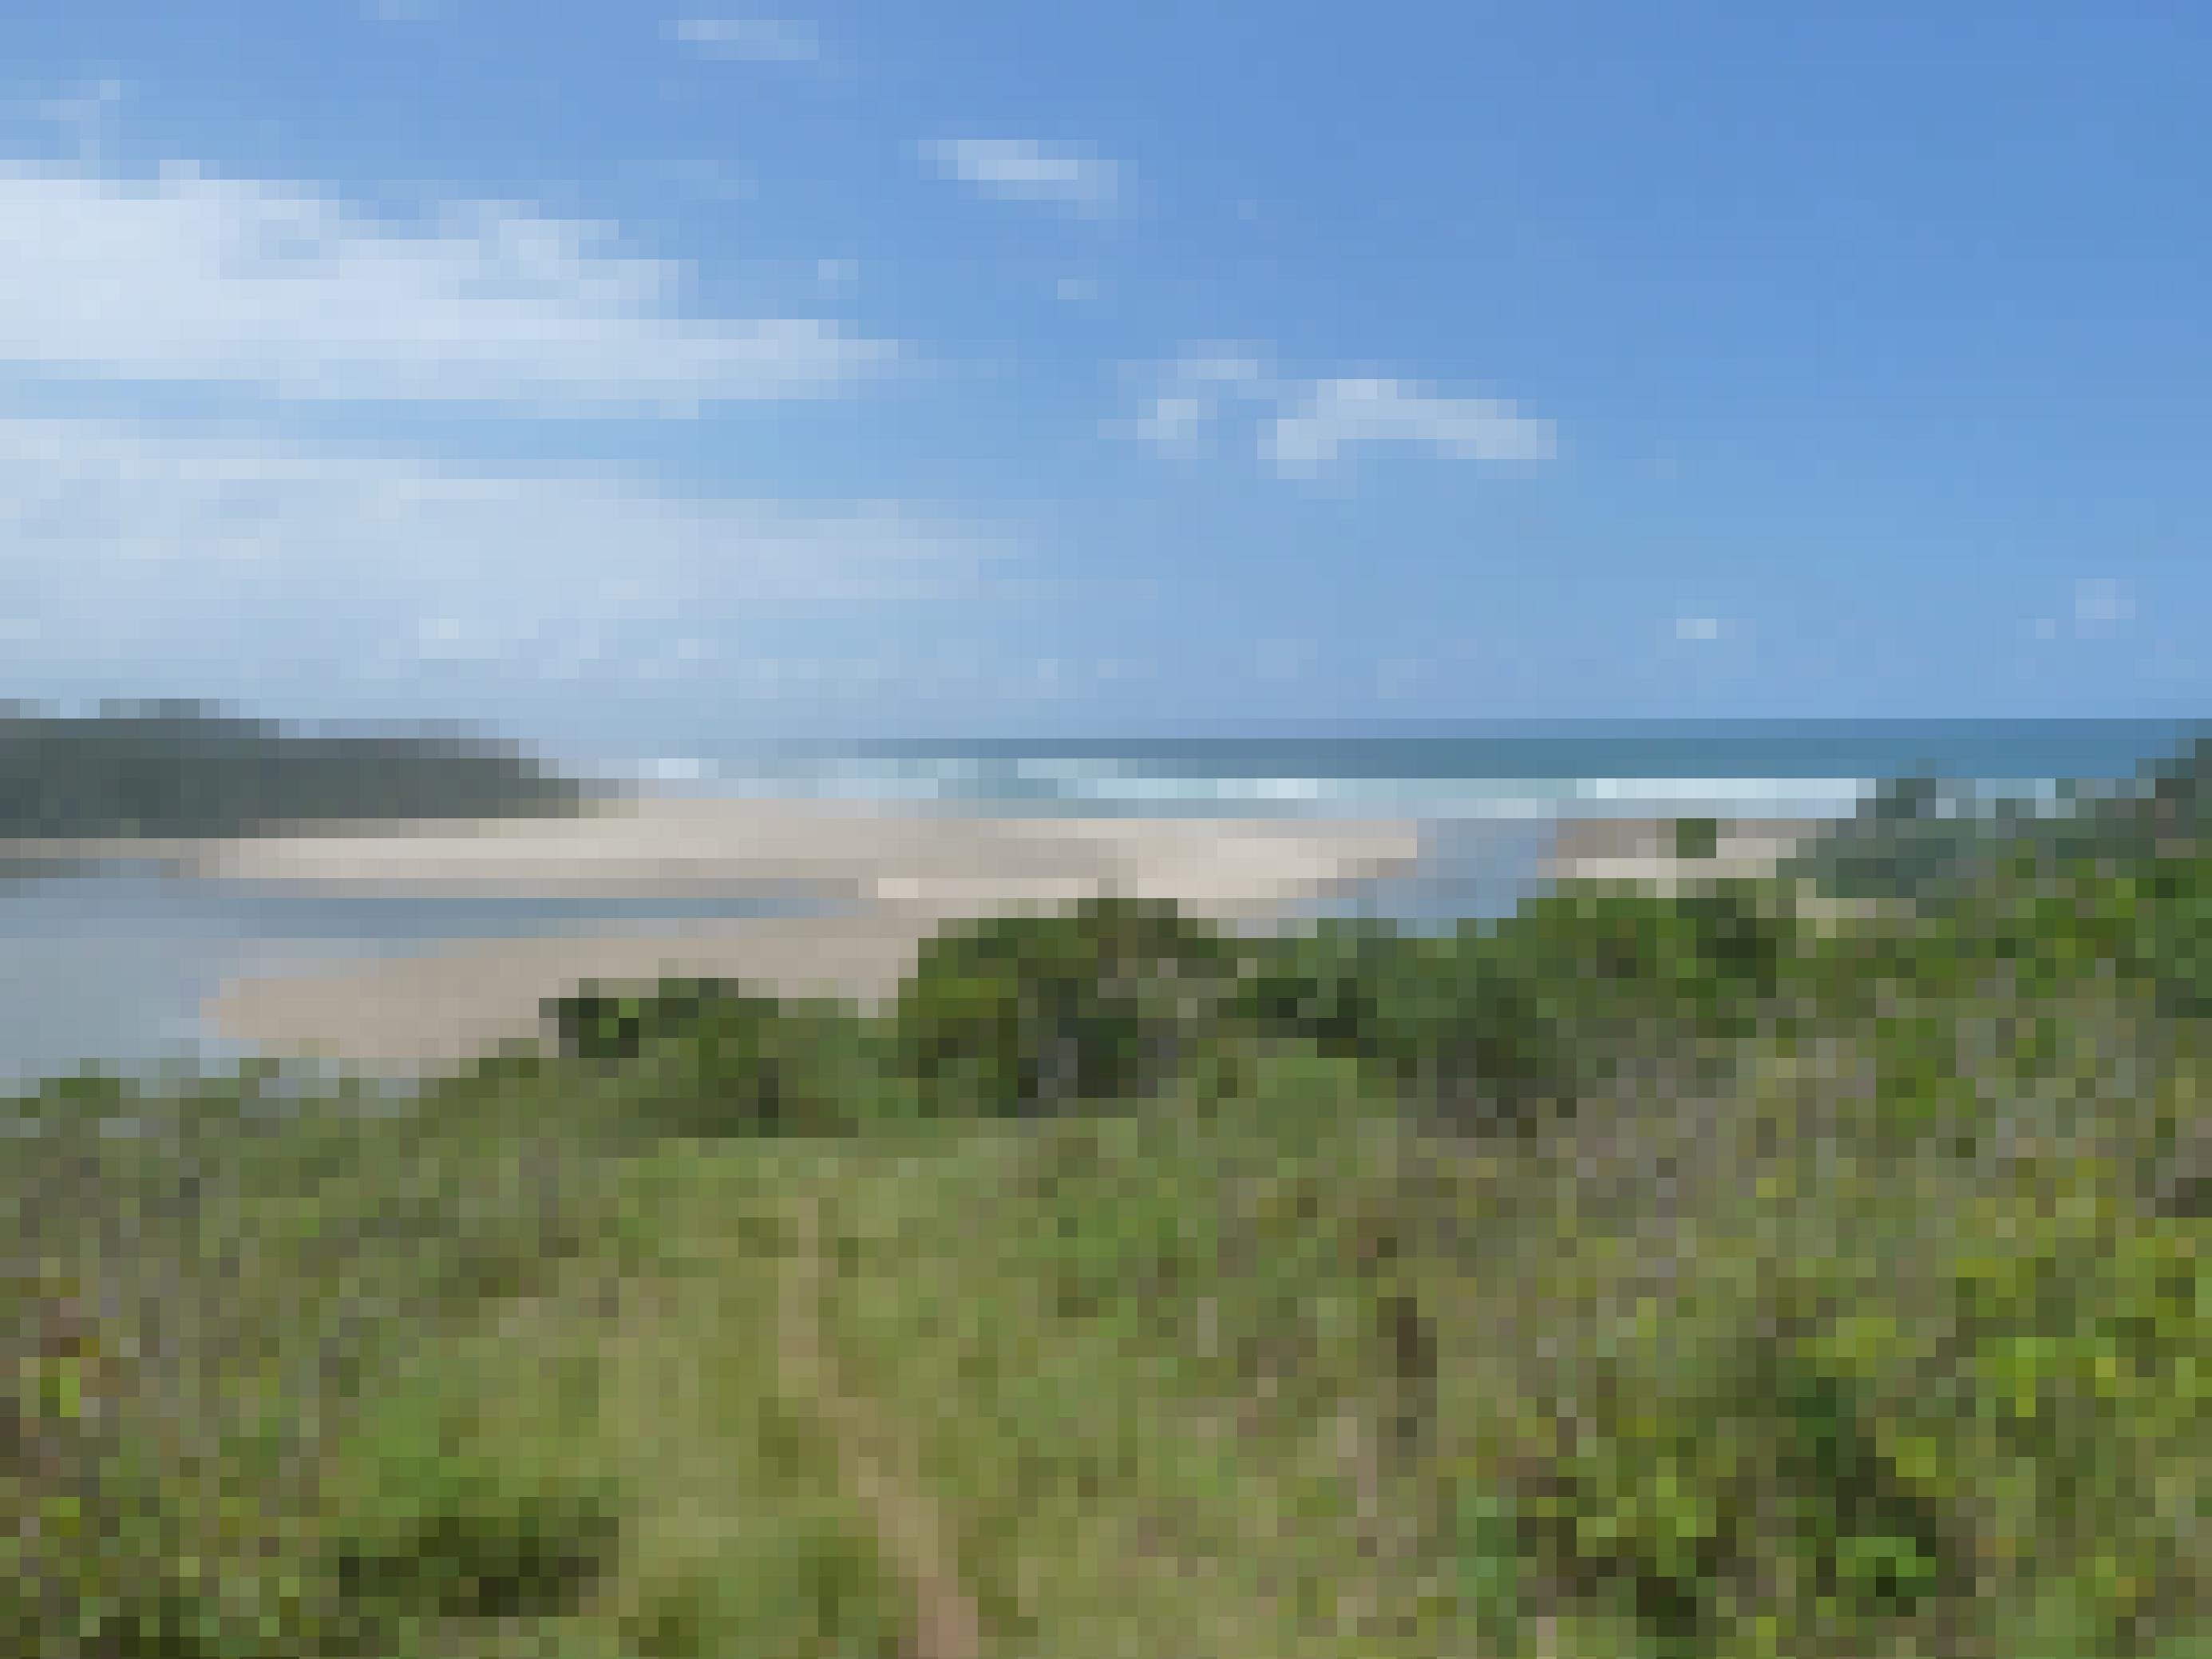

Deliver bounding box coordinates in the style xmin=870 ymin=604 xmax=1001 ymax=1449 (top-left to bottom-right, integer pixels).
xmin=0 ymin=707 xmax=594 ymax=839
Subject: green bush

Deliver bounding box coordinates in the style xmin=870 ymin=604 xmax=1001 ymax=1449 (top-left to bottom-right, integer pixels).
xmin=1230 ymin=880 xmax=1810 ymax=1132
xmin=619 ymin=1519 xmax=912 ymax=1659
xmin=2 ymin=1275 xmax=296 ymax=1658
xmin=1226 ymin=920 xmax=1406 ymax=1061
xmin=1946 ymin=1194 xmax=2209 ymax=1654
xmin=331 ymin=1486 xmax=621 ymax=1622
xmin=1429 ymin=880 xmax=1805 ymax=1119
xmin=1445 ymin=1483 xmax=1533 ymax=1656
xmin=1787 ymin=773 xmax=2007 ymax=903
xmin=1868 ymin=841 xmax=2212 ymax=1030
xmin=549 ymin=978 xmax=893 ymax=1138
xmin=322 ymin=1375 xmax=624 ymax=1643
xmin=1673 ymin=816 xmax=1720 ymax=861
xmin=1498 ymin=880 xmax=1798 ymax=1007
xmin=1222 ymin=922 xmax=1583 ymax=1127
xmin=1472 ymin=1158 xmax=2209 ymax=1659
xmin=891 ymin=897 xmax=1242 ymax=1115
xmin=549 ymin=976 xmax=752 ymax=1061
xmin=1496 ymin=1317 xmax=1965 ymax=1658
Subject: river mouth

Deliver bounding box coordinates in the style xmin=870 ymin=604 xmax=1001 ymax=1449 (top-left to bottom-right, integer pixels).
xmin=0 ymin=812 xmax=1783 ymax=1091
xmin=0 ymin=869 xmax=853 ymax=1093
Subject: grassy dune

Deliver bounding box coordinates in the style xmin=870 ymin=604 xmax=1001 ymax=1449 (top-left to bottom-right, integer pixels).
xmin=5 ymin=753 xmax=2210 ymax=1657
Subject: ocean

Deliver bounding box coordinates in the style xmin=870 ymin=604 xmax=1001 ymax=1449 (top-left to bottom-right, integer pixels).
xmin=4 ymin=719 xmax=2201 ymax=1090
xmin=594 ymin=719 xmax=2204 ymax=821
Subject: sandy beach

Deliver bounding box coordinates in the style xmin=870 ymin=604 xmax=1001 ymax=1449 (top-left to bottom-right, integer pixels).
xmin=184 ymin=795 xmax=1425 ymax=905
xmin=200 ymin=797 xmax=1427 ymax=1067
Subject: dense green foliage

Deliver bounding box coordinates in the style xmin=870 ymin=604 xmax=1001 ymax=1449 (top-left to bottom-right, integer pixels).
xmin=1672 ymin=814 xmax=1719 ymax=861
xmin=0 ymin=705 xmax=589 ymax=838
xmin=5 ymin=738 xmax=2209 ymax=1655
xmin=1785 ymin=730 xmax=2212 ymax=904
xmin=890 ymin=897 xmax=1244 ymax=1115
xmin=552 ymin=980 xmax=915 ymax=1138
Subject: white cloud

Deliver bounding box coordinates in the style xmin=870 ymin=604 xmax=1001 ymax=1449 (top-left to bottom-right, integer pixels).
xmin=1675 ymin=616 xmax=1728 ymax=642
xmin=916 ymin=138 xmax=1120 ymax=216
xmin=1262 ymin=377 xmax=1557 ymax=475
xmin=0 ymin=160 xmax=895 ymax=413
xmin=0 ymin=416 xmax=1002 ymax=685
xmin=1110 ymin=345 xmax=1274 ymax=456
xmin=1130 ymin=396 xmax=1204 ymax=449
xmin=1116 ymin=346 xmax=1553 ymax=479
xmin=666 ymin=17 xmax=821 ymax=63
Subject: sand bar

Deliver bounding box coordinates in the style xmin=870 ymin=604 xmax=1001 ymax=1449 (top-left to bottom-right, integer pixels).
xmin=202 ymin=798 xmax=1425 ymax=1067
xmin=185 ymin=796 xmax=1422 ymax=903
xmin=201 ymin=806 xmax=1852 ymax=1068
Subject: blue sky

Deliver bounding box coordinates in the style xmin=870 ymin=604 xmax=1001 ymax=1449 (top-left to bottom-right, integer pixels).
xmin=0 ymin=0 xmax=2205 ymax=747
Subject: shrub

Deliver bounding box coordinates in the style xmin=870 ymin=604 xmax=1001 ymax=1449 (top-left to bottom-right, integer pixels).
xmin=321 ymin=1376 xmax=624 ymax=1643
xmin=1484 ymin=879 xmax=1801 ymax=1051
xmin=1355 ymin=928 xmax=1573 ymax=1124
xmin=2 ymin=1274 xmax=289 ymax=1658
xmin=1339 ymin=881 xmax=1810 ymax=1130
xmin=1225 ymin=920 xmax=1405 ymax=1061
xmin=330 ymin=1485 xmax=620 ymax=1622
xmin=619 ymin=1519 xmax=912 ymax=1659
xmin=1224 ymin=921 xmax=1583 ymax=1127
xmin=1945 ymin=1194 xmax=2210 ymax=1654
xmin=891 ymin=897 xmax=1242 ymax=1115
xmin=1672 ymin=816 xmax=1719 ymax=861
xmin=549 ymin=978 xmax=891 ymax=1138
xmin=549 ymin=976 xmax=750 ymax=1061
xmin=1501 ymin=1317 xmax=1966 ymax=1659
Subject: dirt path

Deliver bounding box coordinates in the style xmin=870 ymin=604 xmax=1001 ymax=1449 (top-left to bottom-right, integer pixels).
xmin=779 ymin=1198 xmax=985 ymax=1659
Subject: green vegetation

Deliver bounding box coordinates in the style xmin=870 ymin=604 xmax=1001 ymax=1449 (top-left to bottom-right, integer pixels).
xmin=4 ymin=741 xmax=2209 ymax=1655
xmin=0 ymin=703 xmax=591 ymax=839
xmin=891 ymin=897 xmax=1244 ymax=1115
xmin=1782 ymin=728 xmax=2212 ymax=905
xmin=1672 ymin=814 xmax=1719 ymax=861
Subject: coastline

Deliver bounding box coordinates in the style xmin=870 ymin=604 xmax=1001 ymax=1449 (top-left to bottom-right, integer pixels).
xmin=199 ymin=798 xmax=1427 ymax=1067
xmin=163 ymin=797 xmax=1422 ymax=901
xmin=183 ymin=805 xmax=1837 ymax=1070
